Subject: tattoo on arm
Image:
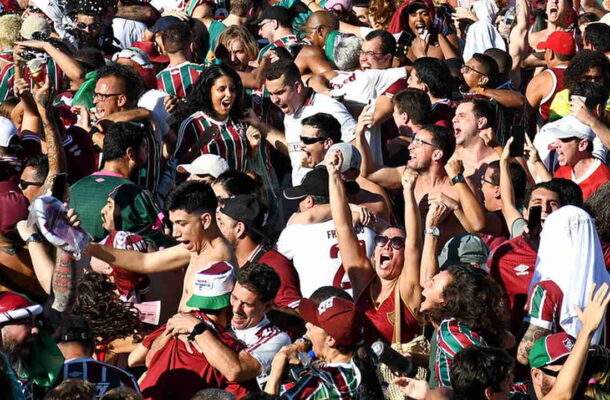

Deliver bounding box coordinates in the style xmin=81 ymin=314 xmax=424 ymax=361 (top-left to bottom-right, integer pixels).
xmin=517 ymin=324 xmax=550 ymax=364
xmin=51 ymin=250 xmax=77 ymax=312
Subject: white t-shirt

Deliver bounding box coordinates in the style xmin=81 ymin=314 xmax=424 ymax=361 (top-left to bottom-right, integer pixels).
xmin=276 ymin=219 xmax=376 ymax=297
xmin=234 ymin=316 xmax=291 ymax=389
xmin=284 ymin=92 xmax=357 ymax=185
xmin=329 ymin=68 xmax=407 ymax=167
xmin=149 ymin=0 xmax=183 ymax=13
xmin=112 ymin=18 xmax=146 ymax=49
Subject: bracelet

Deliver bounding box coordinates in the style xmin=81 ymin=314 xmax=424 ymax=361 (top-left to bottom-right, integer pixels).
xmin=187 ymin=322 xmax=207 ymax=341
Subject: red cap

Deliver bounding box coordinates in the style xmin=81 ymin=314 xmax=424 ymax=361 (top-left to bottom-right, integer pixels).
xmin=131 ymin=41 xmax=169 ymax=64
xmin=537 ymin=31 xmax=576 ymax=56
xmin=299 ymin=296 xmax=364 ymax=347
xmin=0 ymin=181 xmax=29 ymax=235
xmin=0 ymin=292 xmax=42 ymax=323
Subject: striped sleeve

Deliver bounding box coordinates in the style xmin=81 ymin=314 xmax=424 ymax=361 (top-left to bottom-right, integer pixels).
xmin=174 ymin=114 xmax=204 ymax=161
xmin=0 ymin=64 xmax=15 ymax=101
xmin=282 ymin=373 xmax=325 ymax=399
xmin=524 ymin=281 xmax=562 ymax=330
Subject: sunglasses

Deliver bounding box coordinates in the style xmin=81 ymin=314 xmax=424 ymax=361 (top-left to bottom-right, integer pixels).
xmin=375 ymin=235 xmax=405 ymax=250
xmin=558 ymin=136 xmax=581 ymax=143
xmin=300 ymin=136 xmax=326 ymax=145
xmin=93 ymin=92 xmax=122 ymax=101
xmin=539 ymin=367 xmax=560 ymax=377
xmin=20 ymin=179 xmax=43 ymax=190
xmin=76 ymin=22 xmax=101 ymax=30
xmin=583 ymin=74 xmax=603 ymax=82
xmin=461 ymin=63 xmax=488 ymax=76
xmin=480 ymin=176 xmax=498 ymax=186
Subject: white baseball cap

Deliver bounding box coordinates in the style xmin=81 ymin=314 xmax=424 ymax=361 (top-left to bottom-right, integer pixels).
xmin=177 ymin=154 xmax=229 ymax=178
xmin=323 ymin=142 xmax=362 ymax=173
xmin=0 ymin=117 xmax=17 ymax=147
xmin=542 ymin=115 xmax=595 ymax=141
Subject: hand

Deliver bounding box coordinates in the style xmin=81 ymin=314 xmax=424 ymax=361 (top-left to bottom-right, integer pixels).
xmin=393 ymin=377 xmax=429 ymax=400
xmin=163 ymin=95 xmax=180 ymax=114
xmin=269 ymin=346 xmax=291 ymax=374
xmin=426 ymin=200 xmax=451 ymax=228
xmin=350 ymin=204 xmax=376 ymax=227
xmin=65 ymin=206 xmax=82 ymax=228
xmin=524 ymin=134 xmax=540 ymax=164
xmin=71 ymin=105 xmax=92 ymax=130
xmin=14 ymin=78 xmax=30 ymax=97
xmin=444 ymin=157 xmax=464 ymax=178
xmin=576 ymin=283 xmax=610 ymax=333
xmin=571 ymin=97 xmax=599 ymax=128
xmin=411 ymin=36 xmax=429 ymax=59
xmin=402 ymin=167 xmax=418 ymax=190
xmin=12 ymin=45 xmax=27 ymax=64
xmin=501 ymin=136 xmax=513 ymax=162
xmin=246 ymin=125 xmax=262 ymax=149
xmin=355 ymin=104 xmax=373 ymax=137
xmin=428 ymin=191 xmax=459 ymax=212
xmin=452 ymin=7 xmax=478 ymax=21
xmin=90 ymin=256 xmax=113 ymax=274
xmin=15 ymin=40 xmax=48 ymax=51
xmin=16 ymin=220 xmax=38 ymax=242
xmin=165 ymin=312 xmax=200 ymax=336
xmin=326 ymin=150 xmax=344 ymax=176
xmin=243 ymin=109 xmax=262 ymax=129
xmin=32 ymin=75 xmax=53 ymax=110
xmin=479 ymin=128 xmax=498 ymax=147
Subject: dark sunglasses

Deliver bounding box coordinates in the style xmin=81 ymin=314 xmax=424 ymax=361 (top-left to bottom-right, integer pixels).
xmin=20 ymin=180 xmax=43 ymax=190
xmin=461 ymin=63 xmax=488 ymax=77
xmin=374 ymin=235 xmax=405 ymax=250
xmin=558 ymin=136 xmax=581 ymax=143
xmin=300 ymin=136 xmax=326 ymax=145
xmin=583 ymin=74 xmax=603 ymax=82
xmin=76 ymin=22 xmax=101 ymax=30
xmin=539 ymin=367 xmax=560 ymax=377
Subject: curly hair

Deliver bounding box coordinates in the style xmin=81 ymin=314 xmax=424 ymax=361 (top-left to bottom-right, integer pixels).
xmin=171 ymin=63 xmax=244 ymax=125
xmin=564 ymin=50 xmax=610 ymax=92
xmin=72 ymin=273 xmax=145 ymax=346
xmin=368 ymin=0 xmax=397 ymax=29
xmin=423 ymin=265 xmax=507 ymax=345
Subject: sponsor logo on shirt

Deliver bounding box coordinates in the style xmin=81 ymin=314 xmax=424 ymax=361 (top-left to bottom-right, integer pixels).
xmin=514 ymin=264 xmax=530 ymax=276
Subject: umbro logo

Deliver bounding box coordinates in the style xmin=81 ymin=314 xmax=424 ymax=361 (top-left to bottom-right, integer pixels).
xmin=514 ymin=264 xmax=530 ymax=276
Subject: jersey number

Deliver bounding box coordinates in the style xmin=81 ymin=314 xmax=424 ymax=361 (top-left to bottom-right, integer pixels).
xmin=330 ymin=240 xmax=366 ymax=290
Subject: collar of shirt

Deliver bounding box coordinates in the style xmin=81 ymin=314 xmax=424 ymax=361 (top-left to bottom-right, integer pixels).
xmin=232 ymin=316 xmax=270 ymax=344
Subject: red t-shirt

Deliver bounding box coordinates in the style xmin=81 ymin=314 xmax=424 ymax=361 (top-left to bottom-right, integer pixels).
xmin=256 ymin=248 xmax=302 ymax=309
xmin=489 ymin=235 xmax=538 ymax=335
xmin=554 ymin=160 xmax=610 ymax=200
xmin=63 ymin=126 xmax=97 ymax=184
xmin=140 ymin=312 xmax=258 ymax=400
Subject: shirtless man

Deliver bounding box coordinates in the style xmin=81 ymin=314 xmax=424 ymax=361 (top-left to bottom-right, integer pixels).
xmin=294 ymin=11 xmax=337 ymax=77
xmin=452 ymin=99 xmax=500 ymax=187
xmin=85 ymin=181 xmax=235 ymax=313
xmin=356 ymin=112 xmax=486 ymax=247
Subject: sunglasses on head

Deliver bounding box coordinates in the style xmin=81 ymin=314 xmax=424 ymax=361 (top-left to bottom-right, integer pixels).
xmin=374 ymin=235 xmax=405 ymax=250
xmin=20 ymin=179 xmax=43 ymax=190
xmin=300 ymin=136 xmax=326 ymax=145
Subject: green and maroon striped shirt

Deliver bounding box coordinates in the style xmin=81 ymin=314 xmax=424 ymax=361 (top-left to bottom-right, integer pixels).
xmin=156 ymin=61 xmax=205 ymax=98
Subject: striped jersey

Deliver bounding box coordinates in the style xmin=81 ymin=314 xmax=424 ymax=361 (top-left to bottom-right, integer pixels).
xmin=524 ymin=280 xmax=563 ymax=332
xmin=281 ymin=359 xmax=367 ymax=400
xmin=156 ymin=61 xmax=205 ymax=98
xmin=57 ymin=358 xmax=139 ymax=398
xmin=257 ymin=35 xmax=307 ymax=61
xmin=0 ymin=54 xmax=63 ymax=102
xmin=435 ymin=318 xmax=487 ymax=387
xmin=175 ymin=111 xmax=249 ymax=171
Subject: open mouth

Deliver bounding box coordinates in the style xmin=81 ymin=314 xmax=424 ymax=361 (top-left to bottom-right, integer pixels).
xmin=379 ymin=253 xmax=392 ymax=269
xmin=454 ymin=128 xmax=461 ymax=138
xmin=415 ymin=23 xmax=426 ymax=35
xmin=221 ymin=99 xmax=233 ymax=109
xmin=549 ymin=7 xmax=558 ymax=19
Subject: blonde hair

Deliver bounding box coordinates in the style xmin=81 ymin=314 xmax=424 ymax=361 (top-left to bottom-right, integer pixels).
xmin=215 ymin=25 xmax=258 ymax=62
xmin=0 ymin=15 xmax=21 ymax=51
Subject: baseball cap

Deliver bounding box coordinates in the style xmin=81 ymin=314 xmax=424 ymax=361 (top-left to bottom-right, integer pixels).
xmin=438 ymin=233 xmax=490 ymax=271
xmin=0 ymin=292 xmax=43 ymax=324
xmin=0 ymin=116 xmax=17 ymax=147
xmin=186 ymin=262 xmax=236 ymax=310
xmin=300 ymin=296 xmax=364 ymax=347
xmin=220 ymin=194 xmax=266 ymax=229
xmin=177 ymin=154 xmax=229 ymax=178
xmin=131 ymin=41 xmax=169 ymax=64
xmin=541 ymin=115 xmax=595 ymax=141
xmin=148 ymin=16 xmax=182 ymax=34
xmin=323 ymin=143 xmax=362 ymax=173
xmin=58 ymin=314 xmax=93 ymax=343
xmin=283 ymin=167 xmax=330 ymax=200
xmin=251 ymin=6 xmax=292 ymax=27
xmin=537 ymin=31 xmax=576 ymax=56
xmin=529 ymin=332 xmax=584 ymax=368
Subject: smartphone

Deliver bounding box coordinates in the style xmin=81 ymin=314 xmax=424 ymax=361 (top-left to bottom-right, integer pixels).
xmin=368 ymin=98 xmax=376 ymax=115
xmin=51 ymin=173 xmax=68 ymax=201
xmin=396 ymin=31 xmax=415 ymax=53
xmin=509 ymin=126 xmax=525 ymax=157
xmin=528 ymin=205 xmax=542 ymax=238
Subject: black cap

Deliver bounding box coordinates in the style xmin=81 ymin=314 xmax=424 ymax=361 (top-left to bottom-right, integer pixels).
xmin=220 ymin=194 xmax=266 ymax=228
xmin=284 ymin=167 xmax=329 ymax=200
xmin=58 ymin=314 xmax=93 ymax=344
xmin=149 ymin=16 xmax=182 ymax=34
xmin=405 ymin=1 xmax=428 ymax=14
xmin=251 ymin=6 xmax=292 ymax=27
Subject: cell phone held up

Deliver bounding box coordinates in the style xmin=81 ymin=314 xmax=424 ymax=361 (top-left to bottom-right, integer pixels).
xmin=509 ymin=126 xmax=525 ymax=158
xmin=527 ymin=205 xmax=542 ymax=239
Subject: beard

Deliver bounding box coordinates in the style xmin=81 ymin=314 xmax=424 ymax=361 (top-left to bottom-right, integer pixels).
xmin=541 ymin=375 xmax=555 ymax=396
xmin=1 ymin=336 xmax=31 ymax=377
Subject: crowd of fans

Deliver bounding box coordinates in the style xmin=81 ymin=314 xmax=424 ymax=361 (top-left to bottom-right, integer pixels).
xmin=3 ymin=0 xmax=610 ymax=398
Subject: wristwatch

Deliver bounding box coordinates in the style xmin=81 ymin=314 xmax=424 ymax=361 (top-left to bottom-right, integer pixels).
xmin=25 ymin=232 xmax=43 ymax=245
xmin=450 ymin=174 xmax=466 ymax=186
xmin=424 ymin=227 xmax=440 ymax=236
xmin=187 ymin=322 xmax=208 ymax=341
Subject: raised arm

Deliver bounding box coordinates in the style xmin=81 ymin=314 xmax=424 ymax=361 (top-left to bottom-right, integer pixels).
xmin=243 ymin=109 xmax=288 ymax=156
xmin=420 ymin=202 xmax=451 ymax=287
xmin=17 ymin=41 xmax=85 ymax=88
xmin=328 ymin=150 xmax=375 ymax=299
xmin=445 ymin=159 xmax=486 ymax=232
xmin=399 ymin=168 xmax=423 ymax=310
xmin=16 ymin=221 xmax=54 ymax=294
xmin=499 ymin=138 xmax=525 ymax=231
xmin=542 ymin=283 xmax=610 ymax=400
xmin=86 ymin=243 xmax=190 ymax=274
xmin=509 ymin=0 xmax=530 ymax=74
